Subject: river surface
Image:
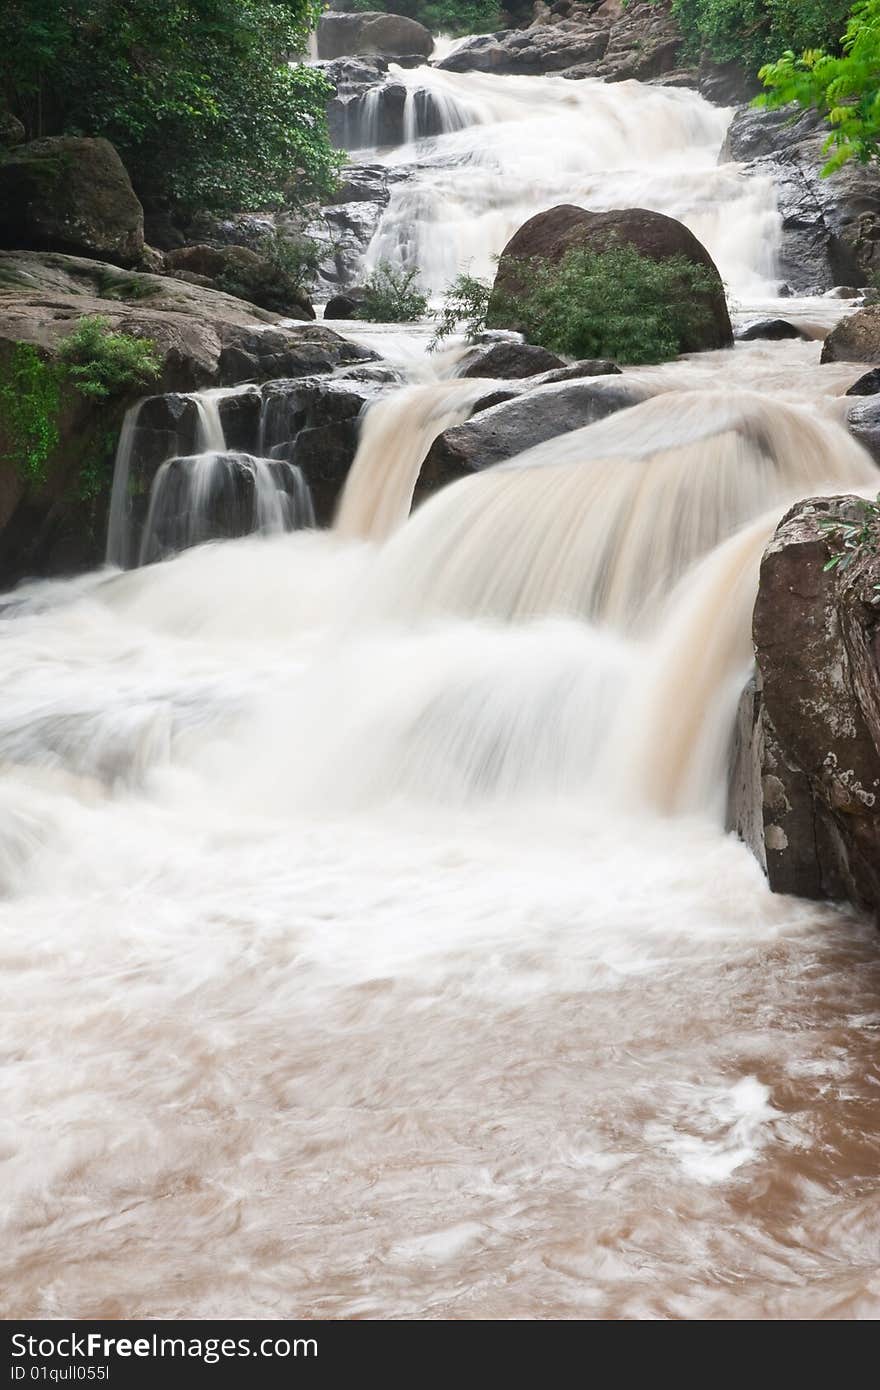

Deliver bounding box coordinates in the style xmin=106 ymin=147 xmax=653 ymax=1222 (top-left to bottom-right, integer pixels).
xmin=2 ymin=46 xmax=880 ymax=1321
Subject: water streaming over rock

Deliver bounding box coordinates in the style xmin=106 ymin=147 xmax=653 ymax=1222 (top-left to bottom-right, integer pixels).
xmin=106 ymin=386 xmax=315 ymax=569
xmin=358 ymin=67 xmax=781 ymax=296
xmin=5 ymin=39 xmax=880 ymax=1324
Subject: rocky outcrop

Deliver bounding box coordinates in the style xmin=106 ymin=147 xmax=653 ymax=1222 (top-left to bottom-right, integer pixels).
xmin=489 ymin=204 xmax=733 ymax=352
xmin=847 ymin=397 xmax=880 ymax=464
xmin=458 ymin=340 xmax=568 ymax=378
xmin=417 ymin=375 xmax=646 ymax=499
xmin=325 ymin=289 xmax=367 ymax=320
xmin=821 ymin=307 xmax=880 ymax=365
xmin=317 ymin=12 xmax=432 ymax=63
xmin=723 ymin=106 xmax=880 ymax=293
xmin=260 ymin=365 xmax=400 ymax=524
xmin=847 ymin=368 xmax=880 ymax=396
xmin=0 ymin=137 xmax=144 ymax=268
xmin=0 ymin=250 xmax=376 ymax=584
xmin=163 ymin=244 xmax=314 ymax=320
xmin=312 ymin=163 xmax=410 ymax=291
xmin=438 ymin=2 xmax=682 ymax=82
xmin=730 ymin=497 xmax=880 ymax=913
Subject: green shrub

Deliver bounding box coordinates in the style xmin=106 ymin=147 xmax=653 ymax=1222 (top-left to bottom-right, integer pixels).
xmin=356 ymin=262 xmax=429 ymax=322
xmin=259 ymin=228 xmax=322 ymax=291
xmin=432 ymin=271 xmax=493 ymax=346
xmin=490 ymin=246 xmax=717 ymax=364
xmin=0 ymin=2 xmax=339 ymax=218
xmin=0 ymin=343 xmax=62 ymax=484
xmin=670 ymin=0 xmax=853 ymax=70
xmin=57 ymin=316 xmax=161 ymax=402
xmin=0 ymin=318 xmax=160 ymax=488
xmin=758 ymin=0 xmax=880 ymax=173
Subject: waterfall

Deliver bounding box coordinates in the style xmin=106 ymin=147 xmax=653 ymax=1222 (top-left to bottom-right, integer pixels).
xmin=359 ymin=69 xmax=781 ymax=296
xmin=9 ymin=35 xmax=880 ymax=1327
xmin=105 ymin=386 xmax=315 ymax=570
xmin=334 ymin=378 xmax=497 ymax=540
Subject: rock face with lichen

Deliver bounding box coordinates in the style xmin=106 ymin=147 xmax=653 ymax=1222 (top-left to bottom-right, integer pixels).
xmin=0 ymin=137 xmax=144 ymax=267
xmin=729 ymin=497 xmax=880 ymax=911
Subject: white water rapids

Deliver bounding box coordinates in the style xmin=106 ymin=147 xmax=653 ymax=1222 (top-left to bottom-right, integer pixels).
xmin=4 ymin=52 xmax=880 ymax=1322
xmin=360 ymin=66 xmax=780 ymax=296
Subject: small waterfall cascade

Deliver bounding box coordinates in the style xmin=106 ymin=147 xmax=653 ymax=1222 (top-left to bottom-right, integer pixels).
xmin=105 ymin=384 xmax=315 ymax=569
xmin=337 ymin=65 xmax=481 ymax=151
xmin=360 ymin=68 xmax=782 ymax=296
xmin=335 ymin=377 xmax=497 ymax=541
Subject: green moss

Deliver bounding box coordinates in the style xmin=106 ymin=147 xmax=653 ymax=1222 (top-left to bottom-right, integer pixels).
xmin=0 ymin=343 xmax=62 ymax=484
xmin=0 ymin=317 xmax=160 ymax=488
xmin=92 ymin=269 xmax=160 ymax=302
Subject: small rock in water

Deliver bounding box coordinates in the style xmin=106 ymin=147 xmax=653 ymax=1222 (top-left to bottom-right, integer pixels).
xmin=736 ymin=318 xmax=809 ymax=342
xmin=845 ymin=368 xmax=880 ymax=396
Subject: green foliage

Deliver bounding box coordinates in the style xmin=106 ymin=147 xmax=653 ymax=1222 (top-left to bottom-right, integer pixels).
xmin=57 ymin=317 xmax=161 ymax=402
xmin=0 ymin=343 xmax=61 ymax=483
xmin=819 ymin=497 xmax=880 ymax=578
xmin=758 ymin=1 xmax=880 ymax=172
xmin=0 ymin=320 xmax=159 ymax=489
xmin=670 ymin=0 xmax=852 ymax=69
xmin=258 ymin=228 xmax=322 ymax=291
xmin=432 ymin=271 xmax=493 ymax=346
xmin=491 ymin=246 xmax=717 ymax=364
xmin=342 ymin=1 xmax=504 ymax=36
xmin=356 ymin=261 xmax=429 ymax=322
xmin=0 ymin=2 xmax=339 ymax=217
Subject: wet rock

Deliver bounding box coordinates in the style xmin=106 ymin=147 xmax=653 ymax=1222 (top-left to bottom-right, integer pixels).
xmin=418 ymin=376 xmax=646 ymax=498
xmin=846 ymin=368 xmax=880 ymax=396
xmin=324 ymin=289 xmax=367 ymax=320
xmin=723 ymin=105 xmax=880 ymax=292
xmin=846 ymin=396 xmax=880 ymax=464
xmin=821 ymin=307 xmax=880 ymax=365
xmin=736 ymin=318 xmax=810 ymax=342
xmin=317 ymin=13 xmax=432 ymax=63
xmin=313 ymin=165 xmax=410 ymax=290
xmin=459 ymin=341 xmax=567 ymax=378
xmin=489 ymin=204 xmax=733 ymax=352
xmin=731 ymin=497 xmax=880 ymax=912
xmin=260 ymin=371 xmax=395 ymax=523
xmin=0 ymin=136 xmax=144 ymax=267
xmin=439 ymin=3 xmax=681 ymax=81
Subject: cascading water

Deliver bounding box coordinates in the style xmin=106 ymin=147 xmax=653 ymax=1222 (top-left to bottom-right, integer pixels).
xmin=358 ymin=68 xmax=781 ymax=296
xmin=106 ymin=385 xmax=315 ymax=569
xmin=5 ymin=32 xmax=880 ymax=1325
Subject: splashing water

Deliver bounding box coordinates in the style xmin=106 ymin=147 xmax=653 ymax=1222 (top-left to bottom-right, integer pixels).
xmin=4 ymin=55 xmax=880 ymax=1322
xmin=361 ymin=69 xmax=781 ymax=296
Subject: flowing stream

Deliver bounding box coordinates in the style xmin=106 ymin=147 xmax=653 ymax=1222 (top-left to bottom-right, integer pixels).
xmin=3 ymin=44 xmax=880 ymax=1322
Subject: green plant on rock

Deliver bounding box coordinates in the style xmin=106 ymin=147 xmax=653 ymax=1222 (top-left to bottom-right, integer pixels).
xmin=490 ymin=245 xmax=717 ymax=364
xmin=57 ymin=316 xmax=161 ymax=402
xmin=758 ymin=1 xmax=880 ymax=173
xmin=0 ymin=343 xmax=62 ymax=484
xmin=356 ymin=261 xmax=429 ymax=323
xmin=819 ymin=496 xmax=880 ymax=576
xmin=0 ymin=317 xmax=160 ymax=489
xmin=432 ymin=271 xmax=493 ymax=346
xmin=258 ymin=228 xmax=322 ymax=291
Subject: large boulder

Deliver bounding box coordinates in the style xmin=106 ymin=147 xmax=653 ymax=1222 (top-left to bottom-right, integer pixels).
xmin=723 ymin=105 xmax=880 ymax=293
xmin=317 ymin=13 xmax=432 ymax=63
xmin=163 ymin=244 xmax=314 ymax=320
xmin=417 ymin=375 xmax=646 ymax=501
xmin=488 ymin=205 xmax=733 ymax=353
xmin=821 ymin=306 xmax=880 ymax=365
xmin=729 ymin=497 xmax=880 ymax=912
xmin=0 ymin=137 xmax=144 ymax=267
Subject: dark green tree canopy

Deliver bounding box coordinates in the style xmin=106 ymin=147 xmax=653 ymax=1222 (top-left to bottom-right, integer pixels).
xmin=0 ymin=1 xmax=338 ymax=215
